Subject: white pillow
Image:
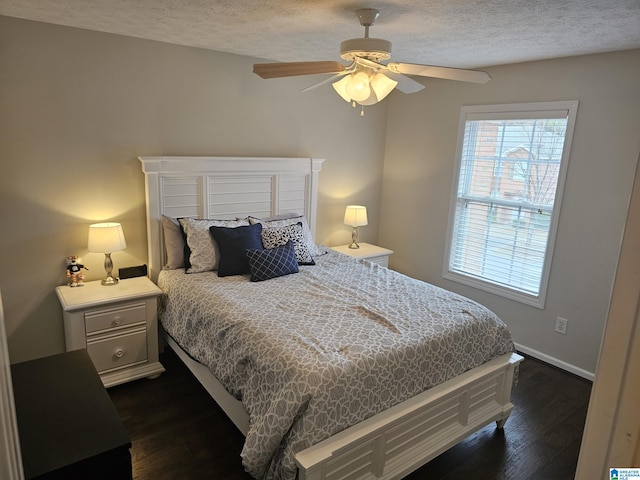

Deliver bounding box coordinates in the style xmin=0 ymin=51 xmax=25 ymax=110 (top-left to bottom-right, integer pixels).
xmin=179 ymin=217 xmax=250 ymax=273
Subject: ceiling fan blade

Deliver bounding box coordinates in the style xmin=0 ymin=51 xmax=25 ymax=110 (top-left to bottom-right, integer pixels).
xmin=301 ymin=68 xmax=354 ymax=93
xmin=253 ymin=61 xmax=346 ymax=79
xmin=388 ymin=62 xmax=491 ymax=84
xmin=384 ymin=71 xmax=425 ymax=94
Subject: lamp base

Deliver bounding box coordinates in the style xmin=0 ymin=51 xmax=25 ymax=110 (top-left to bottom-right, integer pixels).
xmin=349 ymin=226 xmax=360 ymax=249
xmin=101 ymin=253 xmax=119 ymax=286
xmin=101 ymin=276 xmax=119 ymax=286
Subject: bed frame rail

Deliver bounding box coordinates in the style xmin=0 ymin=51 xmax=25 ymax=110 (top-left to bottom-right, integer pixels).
xmin=162 ymin=330 xmax=249 ymax=435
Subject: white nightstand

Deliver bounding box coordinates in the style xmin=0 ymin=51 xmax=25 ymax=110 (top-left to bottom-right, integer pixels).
xmin=55 ymin=276 xmax=165 ymax=388
xmin=330 ymin=242 xmax=394 ymax=268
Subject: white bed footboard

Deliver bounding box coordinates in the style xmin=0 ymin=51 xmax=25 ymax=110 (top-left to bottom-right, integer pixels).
xmin=164 ymin=325 xmax=521 ymax=480
xmin=294 ymin=352 xmax=523 ymax=480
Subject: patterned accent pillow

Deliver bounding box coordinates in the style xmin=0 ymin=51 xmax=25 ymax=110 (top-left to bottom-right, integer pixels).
xmin=209 ymin=223 xmax=263 ymax=277
xmin=261 ymin=223 xmax=315 ymax=265
xmin=179 ymin=217 xmax=250 ymax=273
xmin=246 ymin=241 xmax=299 ymax=282
xmin=248 ymin=215 xmax=322 ymax=257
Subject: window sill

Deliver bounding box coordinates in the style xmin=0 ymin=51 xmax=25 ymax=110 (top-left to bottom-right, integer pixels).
xmin=443 ymin=271 xmax=546 ymax=309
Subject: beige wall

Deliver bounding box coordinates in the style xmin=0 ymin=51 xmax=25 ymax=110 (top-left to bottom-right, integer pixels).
xmin=0 ymin=16 xmax=388 ymax=363
xmin=380 ymin=49 xmax=640 ymax=374
xmin=2 ymin=15 xmax=639 ymax=376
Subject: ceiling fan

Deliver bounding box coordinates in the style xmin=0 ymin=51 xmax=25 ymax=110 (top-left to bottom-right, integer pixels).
xmin=253 ymin=8 xmax=491 ymax=115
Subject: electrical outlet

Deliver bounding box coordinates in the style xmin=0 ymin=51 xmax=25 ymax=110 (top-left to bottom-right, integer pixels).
xmin=555 ymin=317 xmax=568 ymax=335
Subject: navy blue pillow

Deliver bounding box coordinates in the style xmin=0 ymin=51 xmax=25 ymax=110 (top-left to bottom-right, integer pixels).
xmin=209 ymin=223 xmax=263 ymax=277
xmin=246 ymin=241 xmax=299 ymax=282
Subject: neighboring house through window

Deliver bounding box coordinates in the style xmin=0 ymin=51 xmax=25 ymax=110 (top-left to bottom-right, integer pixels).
xmin=444 ymin=101 xmax=578 ymax=307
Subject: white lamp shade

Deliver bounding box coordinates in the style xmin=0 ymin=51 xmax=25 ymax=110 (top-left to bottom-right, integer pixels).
xmin=370 ymin=72 xmax=398 ymax=101
xmin=332 ymin=75 xmax=352 ymax=102
xmin=358 ymin=73 xmax=399 ymax=106
xmin=358 ymin=88 xmax=379 ymax=106
xmin=88 ymin=223 xmax=127 ymax=253
xmin=344 ymin=205 xmax=368 ymax=227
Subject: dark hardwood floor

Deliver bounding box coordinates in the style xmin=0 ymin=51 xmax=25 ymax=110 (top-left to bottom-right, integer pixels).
xmin=109 ymin=349 xmax=591 ymax=480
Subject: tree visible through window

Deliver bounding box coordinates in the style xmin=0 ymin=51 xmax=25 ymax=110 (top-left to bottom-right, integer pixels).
xmin=445 ymin=102 xmax=578 ymax=307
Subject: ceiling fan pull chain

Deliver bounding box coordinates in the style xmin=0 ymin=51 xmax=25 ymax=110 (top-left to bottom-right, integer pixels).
xmin=360 ymin=106 xmax=365 ymax=117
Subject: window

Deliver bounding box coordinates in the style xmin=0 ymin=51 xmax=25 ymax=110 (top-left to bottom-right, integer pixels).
xmin=444 ymin=101 xmax=578 ymax=307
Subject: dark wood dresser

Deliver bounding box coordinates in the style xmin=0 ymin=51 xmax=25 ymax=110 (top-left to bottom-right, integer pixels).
xmin=11 ymin=349 xmax=132 ymax=479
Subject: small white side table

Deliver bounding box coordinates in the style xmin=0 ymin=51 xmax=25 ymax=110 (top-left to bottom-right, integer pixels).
xmin=330 ymin=242 xmax=394 ymax=268
xmin=55 ymin=276 xmax=165 ymax=388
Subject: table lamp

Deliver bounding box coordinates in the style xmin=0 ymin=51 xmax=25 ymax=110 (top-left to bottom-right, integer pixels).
xmin=88 ymin=223 xmax=127 ymax=285
xmin=344 ymin=205 xmax=368 ymax=249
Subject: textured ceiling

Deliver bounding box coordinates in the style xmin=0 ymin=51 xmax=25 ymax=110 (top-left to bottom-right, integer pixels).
xmin=2 ymin=0 xmax=640 ymax=69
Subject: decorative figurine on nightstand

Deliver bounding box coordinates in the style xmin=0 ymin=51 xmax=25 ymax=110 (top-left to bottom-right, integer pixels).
xmin=66 ymin=255 xmax=88 ymax=287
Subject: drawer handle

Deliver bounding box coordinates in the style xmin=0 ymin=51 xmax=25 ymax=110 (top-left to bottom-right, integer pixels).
xmin=114 ymin=348 xmax=125 ymax=359
xmin=113 ymin=317 xmax=122 ymax=326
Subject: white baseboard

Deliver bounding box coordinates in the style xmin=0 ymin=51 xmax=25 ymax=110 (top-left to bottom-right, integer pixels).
xmin=514 ymin=343 xmax=595 ymax=381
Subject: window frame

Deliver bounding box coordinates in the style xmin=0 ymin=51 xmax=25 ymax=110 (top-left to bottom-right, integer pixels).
xmin=443 ymin=101 xmax=579 ymax=308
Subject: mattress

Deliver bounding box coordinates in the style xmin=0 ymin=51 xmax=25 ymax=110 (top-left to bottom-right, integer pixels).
xmin=158 ymin=250 xmax=514 ymax=479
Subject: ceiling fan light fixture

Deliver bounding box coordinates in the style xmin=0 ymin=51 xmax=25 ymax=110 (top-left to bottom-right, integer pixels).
xmin=332 ymin=70 xmax=398 ymax=107
xmin=345 ymin=71 xmax=371 ymax=102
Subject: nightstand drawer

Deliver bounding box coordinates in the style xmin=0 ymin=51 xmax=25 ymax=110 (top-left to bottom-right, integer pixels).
xmin=87 ymin=329 xmax=147 ymax=373
xmin=85 ymin=302 xmax=147 ymax=335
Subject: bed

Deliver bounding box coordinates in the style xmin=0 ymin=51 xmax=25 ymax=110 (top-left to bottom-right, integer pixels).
xmin=139 ymin=156 xmax=523 ymax=480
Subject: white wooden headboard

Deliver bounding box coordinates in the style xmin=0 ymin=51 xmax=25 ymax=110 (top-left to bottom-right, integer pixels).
xmin=139 ymin=156 xmax=324 ymax=281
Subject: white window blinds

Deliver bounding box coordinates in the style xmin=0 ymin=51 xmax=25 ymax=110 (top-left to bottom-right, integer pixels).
xmin=445 ymin=101 xmax=578 ymax=307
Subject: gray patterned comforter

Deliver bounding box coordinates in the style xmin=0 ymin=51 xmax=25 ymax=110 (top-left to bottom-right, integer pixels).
xmin=158 ymin=250 xmax=514 ymax=480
